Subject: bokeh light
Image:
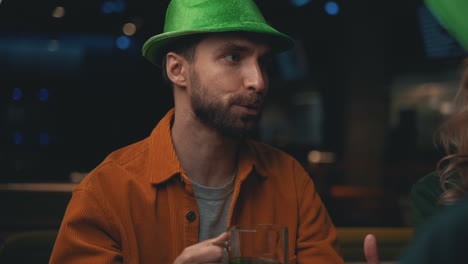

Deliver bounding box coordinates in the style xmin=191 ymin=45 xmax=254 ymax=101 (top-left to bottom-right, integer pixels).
xmin=39 ymin=88 xmax=49 ymax=101
xmin=101 ymin=0 xmax=126 ymax=14
xmin=52 ymin=6 xmax=65 ymax=18
xmin=113 ymin=0 xmax=126 ymax=13
xmin=324 ymin=1 xmax=340 ymax=16
xmin=13 ymin=131 xmax=23 ymax=145
xmin=116 ymin=35 xmax=131 ymax=50
xmin=12 ymin=88 xmax=23 ymax=101
xmin=289 ymin=0 xmax=312 ymax=7
xmin=101 ymin=1 xmax=115 ymax=14
xmin=122 ymin=23 xmax=136 ymax=36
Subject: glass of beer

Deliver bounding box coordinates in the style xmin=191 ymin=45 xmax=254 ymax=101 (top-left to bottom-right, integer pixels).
xmin=227 ymin=224 xmax=288 ymax=264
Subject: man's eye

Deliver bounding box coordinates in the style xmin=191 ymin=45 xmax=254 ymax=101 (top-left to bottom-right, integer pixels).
xmin=225 ymin=54 xmax=241 ymax=62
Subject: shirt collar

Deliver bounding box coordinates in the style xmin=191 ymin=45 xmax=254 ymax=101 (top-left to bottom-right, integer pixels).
xmin=148 ymin=108 xmax=269 ymax=185
xmin=148 ymin=108 xmax=184 ymax=184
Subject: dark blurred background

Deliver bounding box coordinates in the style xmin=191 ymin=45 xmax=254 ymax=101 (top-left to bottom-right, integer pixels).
xmin=1 ymin=0 xmax=467 ymax=236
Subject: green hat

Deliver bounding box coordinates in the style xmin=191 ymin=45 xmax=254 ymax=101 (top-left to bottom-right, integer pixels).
xmin=142 ymin=0 xmax=294 ymax=66
xmin=425 ymin=0 xmax=468 ymax=50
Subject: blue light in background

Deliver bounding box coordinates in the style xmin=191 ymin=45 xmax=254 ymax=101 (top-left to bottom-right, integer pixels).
xmin=12 ymin=88 xmax=23 ymax=100
xmin=39 ymin=133 xmax=51 ymax=145
xmin=101 ymin=0 xmax=126 ymax=14
xmin=324 ymin=1 xmax=340 ymax=16
xmin=113 ymin=0 xmax=127 ymax=13
xmin=13 ymin=131 xmax=23 ymax=145
xmin=101 ymin=1 xmax=115 ymax=14
xmin=39 ymin=88 xmax=49 ymax=101
xmin=289 ymin=0 xmax=312 ymax=7
xmin=116 ymin=35 xmax=131 ymax=50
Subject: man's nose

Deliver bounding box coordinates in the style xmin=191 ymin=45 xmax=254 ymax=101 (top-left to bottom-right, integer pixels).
xmin=244 ymin=61 xmax=268 ymax=94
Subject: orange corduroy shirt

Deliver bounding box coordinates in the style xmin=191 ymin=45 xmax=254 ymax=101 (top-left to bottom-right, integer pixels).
xmin=50 ymin=109 xmax=344 ymax=264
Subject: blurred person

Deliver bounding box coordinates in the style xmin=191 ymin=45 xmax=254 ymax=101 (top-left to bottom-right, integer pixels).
xmin=410 ymin=58 xmax=468 ymax=230
xmin=363 ymin=0 xmax=468 ymax=262
xmin=49 ymin=0 xmax=344 ymax=263
xmin=363 ymin=58 xmax=468 ymax=264
xmin=409 ymin=0 xmax=468 ymax=229
xmin=410 ymin=0 xmax=468 ymax=227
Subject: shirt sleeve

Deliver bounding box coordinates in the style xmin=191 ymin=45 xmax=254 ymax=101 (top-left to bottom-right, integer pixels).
xmin=410 ymin=172 xmax=443 ymax=232
xmin=49 ymin=189 xmax=123 ymax=264
xmin=294 ymin=161 xmax=345 ymax=264
xmin=399 ymin=198 xmax=468 ymax=264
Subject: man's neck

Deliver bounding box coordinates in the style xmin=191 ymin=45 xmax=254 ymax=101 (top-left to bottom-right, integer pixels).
xmin=171 ymin=110 xmax=239 ymax=188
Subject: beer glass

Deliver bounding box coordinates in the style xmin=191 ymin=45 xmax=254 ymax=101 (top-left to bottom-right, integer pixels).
xmin=227 ymin=224 xmax=288 ymax=264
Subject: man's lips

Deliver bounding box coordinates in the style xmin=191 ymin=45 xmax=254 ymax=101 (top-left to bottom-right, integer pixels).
xmin=237 ymin=104 xmax=261 ymax=115
xmin=243 ymin=103 xmax=260 ymax=110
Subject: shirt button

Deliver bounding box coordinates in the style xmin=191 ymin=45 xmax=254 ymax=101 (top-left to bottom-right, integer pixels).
xmin=186 ymin=211 xmax=197 ymax=222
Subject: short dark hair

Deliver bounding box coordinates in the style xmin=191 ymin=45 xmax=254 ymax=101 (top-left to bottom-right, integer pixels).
xmin=160 ymin=35 xmax=206 ymax=86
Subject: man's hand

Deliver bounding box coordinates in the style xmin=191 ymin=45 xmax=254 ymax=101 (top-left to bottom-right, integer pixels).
xmin=364 ymin=234 xmax=380 ymax=264
xmin=174 ymin=232 xmax=228 ymax=264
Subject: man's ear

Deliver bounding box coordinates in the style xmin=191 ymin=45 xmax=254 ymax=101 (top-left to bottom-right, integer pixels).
xmin=166 ymin=52 xmax=188 ymax=87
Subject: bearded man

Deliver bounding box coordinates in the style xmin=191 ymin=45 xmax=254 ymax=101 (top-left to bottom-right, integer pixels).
xmin=50 ymin=0 xmax=344 ymax=263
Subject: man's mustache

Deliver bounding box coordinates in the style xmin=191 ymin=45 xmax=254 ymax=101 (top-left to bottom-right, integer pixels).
xmin=230 ymin=93 xmax=265 ymax=106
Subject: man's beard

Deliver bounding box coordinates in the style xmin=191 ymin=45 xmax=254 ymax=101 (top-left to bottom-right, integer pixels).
xmin=190 ymin=70 xmax=264 ymax=139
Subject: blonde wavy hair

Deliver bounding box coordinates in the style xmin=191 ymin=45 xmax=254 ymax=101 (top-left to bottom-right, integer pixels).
xmin=437 ymin=58 xmax=468 ymax=205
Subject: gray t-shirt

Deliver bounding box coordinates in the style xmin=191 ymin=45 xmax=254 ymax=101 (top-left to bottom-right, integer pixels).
xmin=192 ymin=175 xmax=235 ymax=242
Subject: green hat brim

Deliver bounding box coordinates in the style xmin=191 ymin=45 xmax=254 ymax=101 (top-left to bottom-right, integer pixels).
xmin=425 ymin=0 xmax=468 ymax=50
xmin=142 ymin=23 xmax=294 ymax=67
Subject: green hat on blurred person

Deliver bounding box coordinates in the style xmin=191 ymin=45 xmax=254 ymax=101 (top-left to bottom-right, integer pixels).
xmin=142 ymin=0 xmax=294 ymax=67
xmin=425 ymin=0 xmax=468 ymax=50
